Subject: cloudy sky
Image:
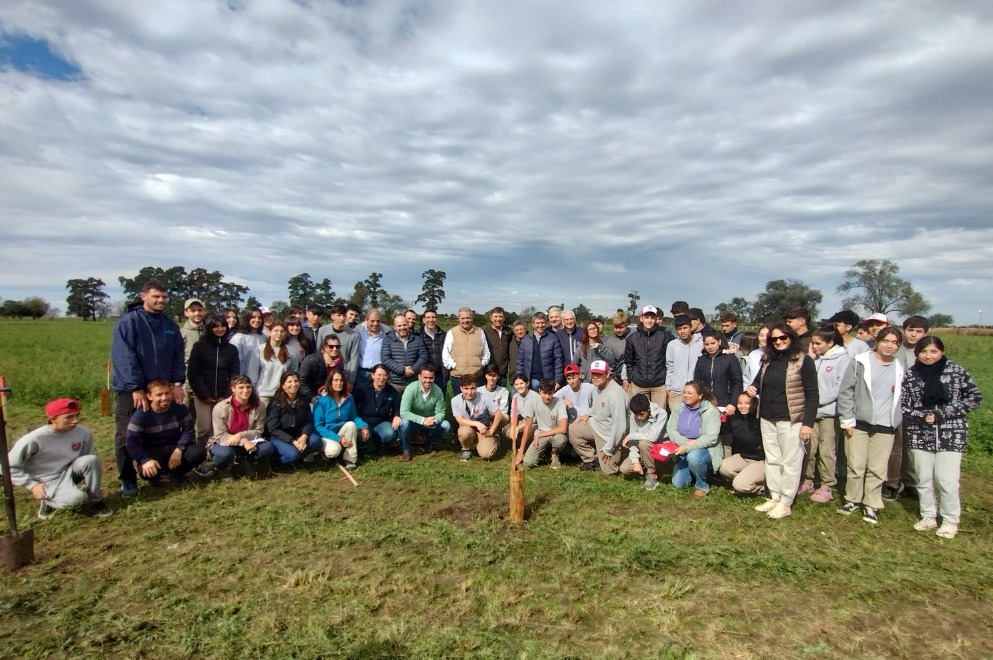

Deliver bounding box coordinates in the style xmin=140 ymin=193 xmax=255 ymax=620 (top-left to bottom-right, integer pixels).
xmin=1 ymin=1 xmax=991 ymax=324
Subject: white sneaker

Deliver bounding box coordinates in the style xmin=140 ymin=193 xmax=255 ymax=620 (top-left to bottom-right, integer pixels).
xmin=935 ymin=523 xmax=958 ymax=539
xmin=754 ymin=498 xmax=778 ymax=513
xmin=768 ymin=502 xmax=792 ymax=520
xmin=913 ymin=517 xmax=937 ymax=532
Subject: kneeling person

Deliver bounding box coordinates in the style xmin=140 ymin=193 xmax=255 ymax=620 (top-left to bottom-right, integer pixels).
xmin=398 ymin=365 xmax=451 ymax=461
xmin=452 ymin=375 xmax=506 ymax=461
xmin=8 ymin=398 xmax=112 ymax=519
xmin=624 ymin=393 xmax=668 ymax=489
xmin=520 ymin=379 xmax=569 ymax=469
xmin=126 ymin=379 xmax=207 ymax=487
xmin=210 ymin=375 xmax=275 ymax=480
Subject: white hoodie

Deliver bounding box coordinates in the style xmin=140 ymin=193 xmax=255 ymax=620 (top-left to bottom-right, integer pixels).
xmin=814 ymin=345 xmax=851 ymax=419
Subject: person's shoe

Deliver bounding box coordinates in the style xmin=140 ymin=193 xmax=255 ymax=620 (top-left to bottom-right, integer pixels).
xmin=193 ymin=464 xmax=216 ymax=478
xmin=579 ymin=460 xmax=599 ymax=472
xmin=882 ymin=484 xmax=902 ymax=501
xmin=302 ymin=453 xmax=316 ymax=464
xmin=460 ymin=450 xmax=472 ymax=462
xmin=217 ymin=467 xmax=234 ymax=482
xmin=797 ymin=480 xmax=814 ymax=495
xmin=902 ymin=485 xmax=919 ymax=499
xmin=344 ymin=461 xmax=357 ymax=471
xmin=643 ymin=475 xmax=659 ymax=491
xmin=37 ymin=501 xmax=56 ymax=520
xmin=754 ymin=499 xmax=778 ymax=513
xmin=913 ymin=517 xmax=938 ymax=532
xmin=935 ymin=523 xmax=958 ymax=539
xmin=768 ymin=502 xmax=792 ymax=519
xmin=243 ymin=460 xmax=258 ymax=480
xmin=256 ymin=456 xmax=273 ymax=479
xmin=89 ymin=500 xmax=113 ymax=518
xmin=401 ymin=451 xmax=412 ymax=462
xmin=862 ymin=506 xmax=879 ymax=525
xmin=692 ymin=488 xmax=707 ymax=499
xmin=120 ymin=480 xmax=139 ymax=498
xmin=837 ymin=501 xmax=861 ymax=516
xmin=550 ymin=453 xmax=562 ymax=470
xmin=810 ymin=488 xmax=833 ymax=503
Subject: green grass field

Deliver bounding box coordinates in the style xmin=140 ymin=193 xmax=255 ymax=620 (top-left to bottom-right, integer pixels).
xmin=1 ymin=319 xmax=991 ymax=658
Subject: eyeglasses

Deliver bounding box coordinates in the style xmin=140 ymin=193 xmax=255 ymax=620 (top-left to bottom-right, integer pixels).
xmin=326 ymin=345 xmax=341 ymax=350
xmin=770 ymin=335 xmax=790 ymax=343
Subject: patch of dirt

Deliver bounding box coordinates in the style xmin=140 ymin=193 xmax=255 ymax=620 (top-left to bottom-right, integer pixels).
xmin=426 ymin=489 xmax=504 ymax=526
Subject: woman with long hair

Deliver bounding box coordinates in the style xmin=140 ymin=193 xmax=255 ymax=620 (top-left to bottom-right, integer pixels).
xmin=209 ymin=375 xmax=274 ymax=481
xmin=693 ymin=330 xmax=742 ymax=457
xmin=313 ymin=368 xmax=369 ymax=471
xmin=187 ymin=314 xmax=241 ymax=448
xmin=284 ymin=315 xmax=310 ymax=367
xmin=901 ymin=336 xmax=982 ymax=539
xmin=265 ymin=371 xmax=322 ymax=466
xmin=666 ymin=381 xmax=723 ymax=497
xmin=220 ymin=308 xmax=240 ymax=334
xmin=742 ymin=325 xmax=770 ymax=388
xmin=230 ymin=308 xmax=267 ymax=376
xmin=746 ymin=323 xmax=818 ymax=520
xmin=575 ymin=320 xmax=617 ymax=380
xmin=249 ymin=321 xmax=290 ymax=405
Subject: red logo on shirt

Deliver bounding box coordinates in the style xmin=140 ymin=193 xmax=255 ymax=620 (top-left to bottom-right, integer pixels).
xmin=601 ymin=402 xmax=605 ymax=407
xmin=71 ymin=442 xmax=81 ymax=451
xmin=825 ymin=366 xmax=833 ymax=372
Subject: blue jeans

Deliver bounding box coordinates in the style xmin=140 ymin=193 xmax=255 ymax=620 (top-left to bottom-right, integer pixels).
xmin=672 ymin=447 xmax=713 ymax=493
xmin=369 ymin=420 xmax=401 ymax=446
xmin=270 ymin=433 xmax=322 ymax=465
xmin=210 ymin=440 xmax=277 ymax=470
xmin=398 ymin=419 xmax=451 ymax=452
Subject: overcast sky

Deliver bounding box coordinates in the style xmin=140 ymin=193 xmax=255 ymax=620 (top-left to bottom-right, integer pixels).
xmin=1 ymin=1 xmax=991 ymax=324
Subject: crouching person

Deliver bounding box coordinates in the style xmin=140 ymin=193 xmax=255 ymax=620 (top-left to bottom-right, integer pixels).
xmin=209 ymin=375 xmax=273 ymax=480
xmin=624 ymin=393 xmax=668 ymax=490
xmin=520 ymin=379 xmax=568 ymax=468
xmin=398 ymin=365 xmax=451 ymax=462
xmin=314 ymin=368 xmax=368 ymax=470
xmin=126 ymin=379 xmax=207 ymax=487
xmin=7 ymin=398 xmax=112 ymax=519
xmin=667 ymin=381 xmax=723 ymax=498
xmin=719 ymin=393 xmax=766 ymax=495
xmin=453 ymin=375 xmax=506 ymax=462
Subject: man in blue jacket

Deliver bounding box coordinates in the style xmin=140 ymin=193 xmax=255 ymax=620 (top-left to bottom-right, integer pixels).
xmin=111 ymin=279 xmax=186 ymax=497
xmin=380 ymin=315 xmax=428 ymax=393
xmin=515 ymin=312 xmax=565 ymax=391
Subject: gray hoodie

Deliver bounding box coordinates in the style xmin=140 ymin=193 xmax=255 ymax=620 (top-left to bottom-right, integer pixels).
xmin=814 ymin=345 xmax=851 ymax=419
xmin=838 ymin=352 xmax=904 ymax=430
xmin=665 ymin=333 xmax=703 ymax=393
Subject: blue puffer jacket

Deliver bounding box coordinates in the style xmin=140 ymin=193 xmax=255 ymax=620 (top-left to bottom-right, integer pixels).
xmin=313 ymin=393 xmax=368 ymax=442
xmin=111 ymin=307 xmax=186 ymax=391
xmin=380 ymin=331 xmax=428 ymax=386
xmin=515 ymin=329 xmax=565 ymax=384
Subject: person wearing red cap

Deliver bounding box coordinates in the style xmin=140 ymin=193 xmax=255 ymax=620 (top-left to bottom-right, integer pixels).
xmin=7 ymin=399 xmax=112 ymax=519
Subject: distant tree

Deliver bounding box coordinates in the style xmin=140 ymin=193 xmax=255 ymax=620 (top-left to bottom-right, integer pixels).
xmin=378 ymin=292 xmax=410 ymax=320
xmin=752 ymin=279 xmax=823 ymax=323
xmin=111 ymin=299 xmax=130 ymax=317
xmin=244 ymin=295 xmax=261 ymax=311
xmin=519 ymin=306 xmax=539 ymax=321
xmin=927 ymin=313 xmax=955 ymax=328
xmin=65 ymin=277 xmax=109 ymax=321
xmin=46 ymin=306 xmax=61 ymax=319
xmin=573 ymin=303 xmax=593 ymax=324
xmin=714 ymin=297 xmax=751 ymax=323
xmin=312 ymin=278 xmax=336 ymax=309
xmin=0 ymin=299 xmax=25 ymax=317
xmin=269 ymin=300 xmax=290 ymax=319
xmin=836 ymin=259 xmax=932 ymax=317
xmin=627 ymin=291 xmax=640 ymax=316
xmin=363 ymin=272 xmax=384 ymax=308
xmin=349 ymin=281 xmax=370 ymax=309
xmin=415 ymin=269 xmax=447 ymax=310
xmin=119 ymin=266 xmax=246 ymax=317
xmin=21 ymin=296 xmax=51 ymax=319
xmin=287 ymin=273 xmax=316 ymax=306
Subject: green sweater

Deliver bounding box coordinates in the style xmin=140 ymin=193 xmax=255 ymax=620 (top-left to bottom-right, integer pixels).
xmin=400 ymin=384 xmax=447 ymax=424
xmin=666 ymin=399 xmax=723 ymax=472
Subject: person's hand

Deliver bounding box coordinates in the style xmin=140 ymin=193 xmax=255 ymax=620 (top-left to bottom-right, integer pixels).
xmin=172 ymin=385 xmax=185 ymax=404
xmin=30 ymin=483 xmax=47 ymax=500
xmin=576 ymin=414 xmax=590 ymax=424
xmin=132 ymin=389 xmax=149 ymax=411
xmin=142 ymin=459 xmax=161 ymax=478
xmin=622 ymin=381 xmax=630 ymax=392
xmin=686 ymin=440 xmax=698 ymax=448
xmin=924 ymin=412 xmax=936 ymax=425
xmin=403 ymin=366 xmax=414 ymax=377
xmin=360 ymin=428 xmax=370 ymax=441
xmin=746 ymin=386 xmax=758 ymax=397
xmin=725 ymin=405 xmax=736 ymax=416
xmin=674 ymin=446 xmax=687 ymax=456
xmin=293 ymin=438 xmax=307 ymax=452
xmin=562 ymin=399 xmax=574 ymax=409
xmin=799 ymin=425 xmax=813 ymax=441
xmin=392 ymin=416 xmax=402 ymax=430
xmin=243 ymin=440 xmax=257 ymax=453
xmin=423 ymin=416 xmax=436 ymax=427
xmin=514 ymin=452 xmax=524 ymax=465
xmin=727 ymin=343 xmax=740 ymax=353
xmin=621 ymin=437 xmax=630 ymax=448
xmin=844 ymin=428 xmax=854 ymax=438
xmin=340 ymin=437 xmax=353 ymax=449
xmin=228 ymin=432 xmax=244 ymax=447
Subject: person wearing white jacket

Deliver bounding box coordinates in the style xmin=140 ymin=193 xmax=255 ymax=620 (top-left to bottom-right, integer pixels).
xmin=836 ymin=327 xmax=905 ymax=525
xmin=804 ymin=328 xmax=851 ymax=503
xmin=248 ymin=322 xmax=291 ymax=405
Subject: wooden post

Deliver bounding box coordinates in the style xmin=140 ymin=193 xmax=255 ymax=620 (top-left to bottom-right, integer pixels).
xmin=509 ymin=397 xmax=524 ymax=523
xmin=0 ymin=376 xmax=35 ymax=571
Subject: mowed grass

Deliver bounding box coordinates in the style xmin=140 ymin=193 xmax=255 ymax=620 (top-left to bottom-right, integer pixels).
xmin=0 ymin=319 xmax=992 ymax=658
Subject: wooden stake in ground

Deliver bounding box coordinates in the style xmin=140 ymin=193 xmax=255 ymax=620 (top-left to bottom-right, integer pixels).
xmin=0 ymin=376 xmax=35 ymax=571
xmin=509 ymin=398 xmax=525 ymax=523
xmin=101 ymin=360 xmax=112 ymax=417
xmin=336 ymin=463 xmax=358 ymax=487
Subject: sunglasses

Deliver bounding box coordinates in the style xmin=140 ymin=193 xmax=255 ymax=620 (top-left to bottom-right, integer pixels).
xmin=770 ymin=335 xmax=790 ymax=343
xmin=326 ymin=344 xmax=341 ymax=349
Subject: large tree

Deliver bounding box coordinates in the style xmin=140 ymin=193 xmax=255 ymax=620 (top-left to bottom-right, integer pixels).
xmin=287 ymin=273 xmax=316 ymax=306
xmin=415 ymin=269 xmax=447 ymax=310
xmin=752 ymin=279 xmax=823 ymax=323
xmin=119 ymin=266 xmax=248 ymax=317
xmin=363 ymin=272 xmax=384 ymax=308
xmin=65 ymin=277 xmax=109 ymax=321
xmin=714 ymin=297 xmax=751 ymax=323
xmin=627 ymin=291 xmax=640 ymax=316
xmin=573 ymin=303 xmax=593 ymax=324
xmin=836 ymin=259 xmax=932 ymax=317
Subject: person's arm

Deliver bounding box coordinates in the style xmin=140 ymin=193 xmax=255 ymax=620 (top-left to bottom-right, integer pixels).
xmin=800 ymin=356 xmax=819 ymax=428
xmin=411 ymin=337 xmax=428 ymax=375
xmin=125 ymin=410 xmax=153 ymax=466
xmin=727 ymin=356 xmax=743 ymax=406
xmin=170 ymin=321 xmax=187 ymax=386
xmin=211 ymin=401 xmax=242 ymax=447
xmin=381 ymin=337 xmax=404 ymax=378
xmin=432 ymin=387 xmax=447 ymax=422
xmin=312 ymin=398 xmax=342 ymax=442
xmin=6 ymin=434 xmax=42 ymax=491
xmin=187 ymin=343 xmax=209 ymax=400
xmin=695 ymin=406 xmax=722 ymax=448
xmin=664 ymin=341 xmax=675 ymax=390
xmin=399 ymin=386 xmax=425 ymax=424
xmin=601 ymin=390 xmax=628 ymax=456
xmin=515 ymin=338 xmax=527 ymax=377
xmin=837 ymin=360 xmax=859 ymax=430
xmin=441 ymin=331 xmax=457 ymax=370
xmin=666 ymin=407 xmax=689 ymax=447
xmin=935 ymin=365 xmax=983 ymax=421
xmin=480 ymin=331 xmax=491 ymax=367
xmin=551 ymin=339 xmax=564 ymax=386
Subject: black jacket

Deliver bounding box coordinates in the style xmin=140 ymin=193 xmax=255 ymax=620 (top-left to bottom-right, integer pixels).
xmin=265 ymin=397 xmax=314 ymax=443
xmin=729 ymin=412 xmax=764 ymax=461
xmin=299 ymin=352 xmax=337 ymax=402
xmin=187 ymin=335 xmax=240 ymax=401
xmin=694 ymin=353 xmax=743 ymax=407
xmin=353 ymin=382 xmax=401 ymax=427
xmin=623 ymin=325 xmax=670 ymax=387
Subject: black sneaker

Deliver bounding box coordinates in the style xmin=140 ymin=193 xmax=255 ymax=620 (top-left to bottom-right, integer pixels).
xmin=580 ymin=460 xmax=599 ymax=472
xmin=120 ymin=480 xmax=139 ymax=498
xmin=882 ymin=484 xmax=902 ymax=501
xmin=460 ymin=450 xmax=472 ymax=462
xmin=90 ymin=500 xmax=113 ymax=518
xmin=193 ymin=464 xmax=216 ymax=478
xmin=38 ymin=501 xmax=56 ymax=520
xmin=837 ymin=501 xmax=860 ymax=516
xmin=862 ymin=506 xmax=879 ymax=525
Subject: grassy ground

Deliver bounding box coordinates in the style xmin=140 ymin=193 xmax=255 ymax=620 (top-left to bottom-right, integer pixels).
xmin=1 ymin=319 xmax=992 ymax=658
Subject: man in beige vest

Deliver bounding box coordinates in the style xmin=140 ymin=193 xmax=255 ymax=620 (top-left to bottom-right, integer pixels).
xmin=442 ymin=307 xmax=491 ymax=390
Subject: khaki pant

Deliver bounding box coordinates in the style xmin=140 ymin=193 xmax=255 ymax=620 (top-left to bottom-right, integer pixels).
xmin=322 ymin=421 xmax=359 ymax=463
xmin=627 ymin=384 xmax=668 ymax=410
xmin=844 ymin=428 xmax=894 ymax=510
xmin=760 ymin=419 xmax=805 ymax=506
xmin=457 ymin=425 xmax=500 ymax=459
xmin=804 ymin=417 xmax=840 ymax=490
xmin=718 ymin=454 xmax=766 ymax=495
xmin=193 ymin=398 xmax=219 ymax=448
xmin=568 ymin=419 xmax=650 ymax=475
xmin=667 ymin=391 xmax=685 ymax=415
xmin=522 ymin=432 xmax=568 ymax=467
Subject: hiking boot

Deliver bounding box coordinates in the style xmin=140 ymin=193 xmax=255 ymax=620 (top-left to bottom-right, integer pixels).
xmin=862 ymin=506 xmax=879 ymax=525
xmin=193 ymin=464 xmax=216 ymax=478
xmin=837 ymin=501 xmax=860 ymax=516
xmin=935 ymin=523 xmax=958 ymax=539
xmin=768 ymin=502 xmax=792 ymax=519
xmin=754 ymin=499 xmax=778 ymax=513
xmin=550 ymin=453 xmax=562 ymax=470
xmin=460 ymin=450 xmax=472 ymax=462
xmin=89 ymin=500 xmax=113 ymax=519
xmin=579 ymin=460 xmax=599 ymax=472
xmin=120 ymin=480 xmax=139 ymax=498
xmin=643 ymin=475 xmax=659 ymax=491
xmin=810 ymin=488 xmax=833 ymax=503
xmin=913 ymin=517 xmax=937 ymax=532
xmin=217 ymin=467 xmax=234 ymax=482
xmin=37 ymin=501 xmax=56 ymax=520
xmin=401 ymin=451 xmax=412 ymax=462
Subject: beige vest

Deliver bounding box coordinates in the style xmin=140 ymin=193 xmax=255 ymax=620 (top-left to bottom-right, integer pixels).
xmin=450 ymin=326 xmax=484 ymax=378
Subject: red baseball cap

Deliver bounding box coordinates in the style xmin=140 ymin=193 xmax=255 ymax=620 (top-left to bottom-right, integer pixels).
xmin=563 ymin=364 xmax=581 ymax=376
xmin=46 ymin=398 xmax=81 ymax=417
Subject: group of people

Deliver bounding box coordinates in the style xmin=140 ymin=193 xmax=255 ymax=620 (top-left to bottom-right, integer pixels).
xmin=6 ymin=281 xmax=982 ymax=541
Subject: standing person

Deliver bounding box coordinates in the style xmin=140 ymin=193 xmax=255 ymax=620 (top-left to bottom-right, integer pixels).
xmin=666 ymin=301 xmax=690 ymax=339
xmin=623 ymin=305 xmax=670 ymax=408
xmin=126 ymin=379 xmax=208 ymax=488
xmin=187 ymin=315 xmax=241 ymax=451
xmin=508 ymin=321 xmax=527 ymax=381
xmin=902 ymin=336 xmax=982 ymax=539
xmin=248 ymin=321 xmax=291 ymax=406
xmin=836 ymin=327 xmax=904 ymax=525
xmin=111 ymin=279 xmax=187 ymax=498
xmin=230 ymin=308 xmax=267 ymax=376
xmin=353 ymin=364 xmax=404 ymax=456
xmin=345 ymin=303 xmax=362 ymax=328
xmin=180 ymin=298 xmax=205 ymax=407
xmin=804 ymin=327 xmax=850 ymax=503
xmin=356 ymin=309 xmax=385 ymax=385
xmin=742 ymin=325 xmax=770 ymax=389
xmin=7 ymin=398 xmax=112 ymax=519
xmin=317 ymin=304 xmax=360 ymax=385
xmin=515 ymin=311 xmax=565 ymax=390
xmin=284 ymin=316 xmax=309 ymax=370
xmin=603 ymin=311 xmax=631 ymax=385
xmin=884 ymin=315 xmax=931 ymax=500
xmin=719 ymin=393 xmax=766 ymax=496
xmin=209 ymin=375 xmax=273 ymax=480
xmin=452 ymin=375 xmax=506 ymax=462
xmin=301 ymin=305 xmax=324 ymax=355
xmin=483 ymin=306 xmax=512 ymax=386
xmin=547 ymin=306 xmax=564 ymax=332
xmin=861 ymin=313 xmax=890 ymax=346
xmin=398 ymin=365 xmax=451 ymax=461
xmin=418 ymin=309 xmax=447 ymax=396
xmin=556 ymin=310 xmax=583 ymax=366
xmin=665 ymin=315 xmax=701 ymax=413
xmin=828 ymin=310 xmax=871 ymax=358
xmin=720 ymin=313 xmax=743 ymax=350
xmin=568 ymin=360 xmax=631 ymax=475
xmin=518 ymin=379 xmax=569 ymax=469
xmin=220 ymin=308 xmax=240 ymax=333
xmin=403 ymin=309 xmax=418 ymax=329
xmin=575 ymin=320 xmax=617 ymax=380
xmin=666 ymin=381 xmax=723 ymax=498
xmin=265 ymin=371 xmax=322 ymax=468
xmin=380 ymin=315 xmax=427 ymax=393
xmin=784 ymin=307 xmax=814 ymax=353
xmin=737 ymin=333 xmax=758 ymax=386
xmin=443 ymin=307 xmax=491 ymax=388
xmin=746 ymin=323 xmax=818 ymax=520
xmin=686 ymin=308 xmax=713 ymax=336
xmin=313 ymin=368 xmax=368 ymax=470
xmin=693 ymin=331 xmax=742 ymax=457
